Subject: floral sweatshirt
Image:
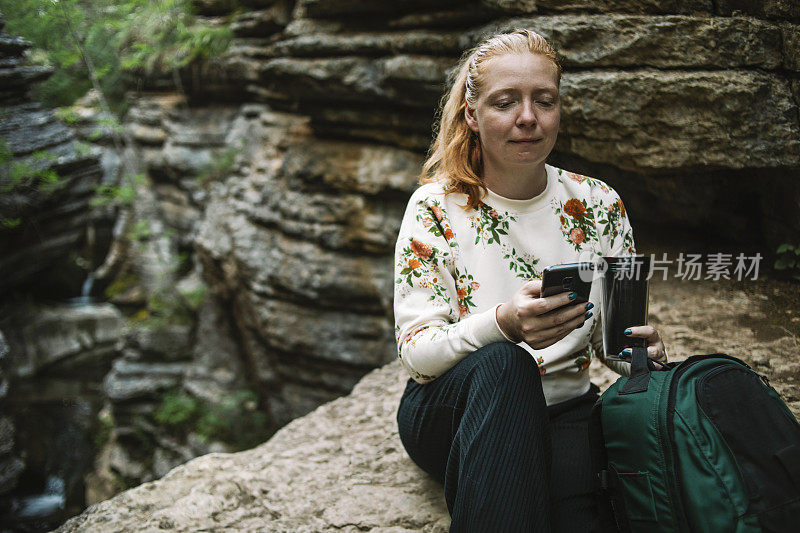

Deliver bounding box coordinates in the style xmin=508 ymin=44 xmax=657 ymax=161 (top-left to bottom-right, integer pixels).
xmin=393 ymin=164 xmax=636 ymax=405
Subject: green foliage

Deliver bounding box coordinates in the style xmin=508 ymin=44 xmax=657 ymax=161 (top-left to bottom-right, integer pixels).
xmin=0 ymin=137 xmax=69 ymax=227
xmin=127 ymin=219 xmax=153 ymax=242
xmin=104 ymin=272 xmax=142 ymax=299
xmin=115 ymin=0 xmax=234 ymax=75
xmin=775 ymin=244 xmax=800 ymax=281
xmin=0 ymin=139 xmax=66 ymax=194
xmin=91 ymin=173 xmax=143 ymax=208
xmin=73 ymin=140 xmax=94 ymax=157
xmin=54 ymin=106 xmax=81 ymax=124
xmin=154 ymin=391 xmax=200 ymax=426
xmin=1 ymin=218 xmax=22 ymax=229
xmin=179 ymin=285 xmax=207 ymax=311
xmin=130 ymin=288 xmax=195 ymax=330
xmin=197 ymin=145 xmax=242 ymax=185
xmin=0 ymin=0 xmax=234 ymax=110
xmin=154 ymin=389 xmax=271 ymax=450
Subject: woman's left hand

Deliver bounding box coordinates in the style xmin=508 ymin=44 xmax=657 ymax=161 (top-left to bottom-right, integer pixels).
xmin=622 ymin=325 xmax=669 ymax=368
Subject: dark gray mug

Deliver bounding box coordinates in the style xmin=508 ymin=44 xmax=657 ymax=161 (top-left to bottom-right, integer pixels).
xmin=601 ymin=255 xmax=651 ymax=361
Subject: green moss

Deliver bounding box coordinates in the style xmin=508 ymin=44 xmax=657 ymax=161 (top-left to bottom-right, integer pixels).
xmin=179 ymin=285 xmax=206 ymax=311
xmin=0 ymin=138 xmax=69 ymax=227
xmin=154 ymin=391 xmax=200 ymax=427
xmin=154 ymin=389 xmax=271 ymax=451
xmin=55 ymin=106 xmax=81 ymax=125
xmin=197 ymin=145 xmax=242 ymax=185
xmin=104 ymin=272 xmax=142 ymax=299
xmin=91 ymin=173 xmax=143 ymax=208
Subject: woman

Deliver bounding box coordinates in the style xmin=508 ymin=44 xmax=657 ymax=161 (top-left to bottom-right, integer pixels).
xmin=393 ymin=29 xmax=668 ymax=532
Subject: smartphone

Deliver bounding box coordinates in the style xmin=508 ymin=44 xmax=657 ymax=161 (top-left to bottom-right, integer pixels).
xmin=541 ymin=262 xmax=594 ymax=302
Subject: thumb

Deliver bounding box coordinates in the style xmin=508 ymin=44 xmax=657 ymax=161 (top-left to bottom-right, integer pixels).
xmin=520 ymin=279 xmax=542 ymax=297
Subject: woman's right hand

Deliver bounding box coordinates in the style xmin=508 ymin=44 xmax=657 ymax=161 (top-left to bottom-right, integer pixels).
xmin=496 ymin=280 xmax=592 ymax=350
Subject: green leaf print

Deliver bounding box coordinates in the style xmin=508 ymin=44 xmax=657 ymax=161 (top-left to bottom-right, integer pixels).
xmin=596 ymin=196 xmax=630 ymax=251
xmin=470 ymin=205 xmax=540 ymax=280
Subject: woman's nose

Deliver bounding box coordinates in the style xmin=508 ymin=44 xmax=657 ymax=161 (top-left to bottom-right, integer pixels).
xmin=516 ymin=100 xmax=537 ymax=127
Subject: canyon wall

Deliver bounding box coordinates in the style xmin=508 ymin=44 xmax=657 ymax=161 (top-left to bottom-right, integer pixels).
xmin=2 ymin=0 xmax=800 ymax=527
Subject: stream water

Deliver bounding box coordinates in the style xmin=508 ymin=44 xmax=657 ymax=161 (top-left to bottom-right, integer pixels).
xmin=1 ymin=397 xmax=99 ymax=532
xmin=2 ymin=276 xmax=108 ymax=532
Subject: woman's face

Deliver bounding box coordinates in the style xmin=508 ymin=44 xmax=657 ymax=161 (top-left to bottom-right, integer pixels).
xmin=465 ymin=52 xmax=561 ymax=175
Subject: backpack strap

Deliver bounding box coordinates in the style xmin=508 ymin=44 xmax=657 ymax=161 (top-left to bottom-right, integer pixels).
xmin=620 ymin=346 xmax=652 ymax=395
xmin=589 ymin=399 xmax=631 ymax=532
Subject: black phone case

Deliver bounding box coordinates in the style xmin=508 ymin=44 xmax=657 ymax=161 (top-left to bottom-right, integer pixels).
xmin=541 ymin=263 xmax=593 ymax=302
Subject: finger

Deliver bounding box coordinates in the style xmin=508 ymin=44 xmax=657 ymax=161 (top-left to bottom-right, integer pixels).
xmin=647 ymin=345 xmax=667 ymax=361
xmin=520 ymin=279 xmax=542 ymax=296
xmin=534 ymin=291 xmax=584 ymax=316
xmin=525 ymin=310 xmax=590 ymax=349
xmin=620 ymin=345 xmax=666 ymax=363
xmin=624 ymin=325 xmax=659 ymax=341
xmin=540 ymin=300 xmax=592 ymax=326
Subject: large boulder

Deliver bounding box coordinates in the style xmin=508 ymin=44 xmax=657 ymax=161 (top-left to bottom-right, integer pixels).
xmin=55 ymin=274 xmax=800 ymax=531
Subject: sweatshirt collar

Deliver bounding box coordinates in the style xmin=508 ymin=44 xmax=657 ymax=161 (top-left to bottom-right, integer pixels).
xmin=481 ymin=164 xmax=555 ymax=214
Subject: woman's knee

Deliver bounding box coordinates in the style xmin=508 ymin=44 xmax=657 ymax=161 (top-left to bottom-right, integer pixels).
xmin=464 ymin=341 xmax=542 ymax=390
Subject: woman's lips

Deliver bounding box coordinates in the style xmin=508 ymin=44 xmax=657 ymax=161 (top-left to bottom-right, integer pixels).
xmin=510 ymin=139 xmax=542 ymax=144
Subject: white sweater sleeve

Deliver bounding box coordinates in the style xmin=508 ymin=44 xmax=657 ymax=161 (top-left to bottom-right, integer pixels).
xmin=393 ymin=192 xmax=506 ymax=384
xmin=592 ymin=184 xmax=637 ymax=377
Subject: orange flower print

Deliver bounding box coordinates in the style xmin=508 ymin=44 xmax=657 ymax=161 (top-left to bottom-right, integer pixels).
xmin=601 ymin=184 xmax=610 ymax=194
xmin=410 ymin=239 xmax=433 ymax=260
xmin=564 ymin=198 xmax=586 ymax=219
xmin=470 ymin=281 xmax=480 ymax=291
xmin=459 ymin=304 xmax=469 ymax=317
xmin=570 ymin=227 xmax=585 ymax=245
xmin=457 ymin=288 xmax=467 ymax=299
xmin=422 ymin=218 xmax=433 ymax=228
xmin=618 ymin=198 xmax=626 ymax=217
xmin=539 ymin=366 xmax=547 ymax=376
xmin=444 ymin=228 xmax=454 ymax=240
xmin=566 ymin=172 xmax=584 ymax=183
xmin=431 ymin=205 xmax=444 ymax=222
xmin=559 ymin=215 xmax=566 ymax=226
xmin=409 ymin=258 xmax=421 ymax=269
xmin=489 ymin=209 xmax=499 ymax=219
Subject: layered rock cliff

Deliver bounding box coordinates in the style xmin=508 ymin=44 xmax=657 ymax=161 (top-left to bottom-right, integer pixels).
xmin=124 ymin=0 xmax=800 ymax=407
xmin=0 ymin=16 xmax=117 ymax=527
xmin=97 ymin=0 xmax=800 ymax=496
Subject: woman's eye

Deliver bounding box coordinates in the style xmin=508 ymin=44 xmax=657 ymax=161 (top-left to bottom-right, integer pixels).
xmin=494 ymin=101 xmax=513 ymax=109
xmin=536 ymin=100 xmax=554 ymax=108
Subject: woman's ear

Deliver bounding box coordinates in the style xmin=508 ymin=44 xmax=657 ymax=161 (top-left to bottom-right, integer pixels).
xmin=464 ymin=102 xmax=479 ymax=133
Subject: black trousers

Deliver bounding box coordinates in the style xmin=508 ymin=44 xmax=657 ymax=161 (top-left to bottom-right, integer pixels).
xmin=396 ymin=342 xmax=599 ymax=533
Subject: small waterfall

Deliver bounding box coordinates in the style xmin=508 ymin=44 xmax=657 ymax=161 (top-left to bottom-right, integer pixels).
xmin=67 ymin=272 xmax=95 ymax=306
xmin=81 ymin=272 xmax=94 ymax=298
xmin=8 ymin=475 xmax=66 ymax=521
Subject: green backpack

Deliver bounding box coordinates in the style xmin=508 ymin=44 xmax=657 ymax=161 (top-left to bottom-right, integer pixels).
xmin=590 ymin=348 xmax=800 ymax=532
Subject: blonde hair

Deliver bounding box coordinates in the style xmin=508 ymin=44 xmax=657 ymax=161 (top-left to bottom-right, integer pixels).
xmin=420 ymin=29 xmax=561 ymax=209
